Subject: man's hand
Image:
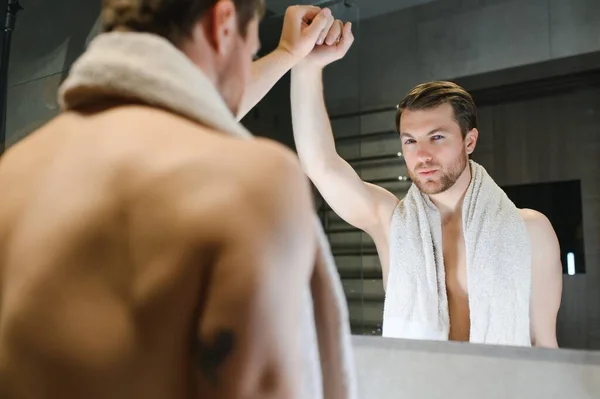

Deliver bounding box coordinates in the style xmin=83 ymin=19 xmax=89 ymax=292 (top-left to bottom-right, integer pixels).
xmin=297 ymin=19 xmax=354 ymax=69
xmin=236 ymin=5 xmax=344 ymax=120
xmin=277 ymin=6 xmax=337 ymax=62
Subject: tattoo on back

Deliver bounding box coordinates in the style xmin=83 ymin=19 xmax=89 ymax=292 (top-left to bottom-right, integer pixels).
xmin=195 ymin=329 xmax=235 ymax=385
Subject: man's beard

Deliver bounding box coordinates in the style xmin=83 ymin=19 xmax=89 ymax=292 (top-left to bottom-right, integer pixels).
xmin=409 ymin=149 xmax=468 ymax=195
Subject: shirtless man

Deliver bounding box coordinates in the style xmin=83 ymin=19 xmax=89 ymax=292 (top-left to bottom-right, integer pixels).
xmin=290 ymin=21 xmax=563 ymax=347
xmin=0 ymin=1 xmax=347 ymax=398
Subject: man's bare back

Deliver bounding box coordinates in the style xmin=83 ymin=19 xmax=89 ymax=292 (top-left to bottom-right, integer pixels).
xmin=0 ymin=105 xmax=317 ymax=398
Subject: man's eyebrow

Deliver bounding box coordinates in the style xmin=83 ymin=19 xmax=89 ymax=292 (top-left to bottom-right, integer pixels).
xmin=426 ymin=128 xmax=444 ymax=136
xmin=400 ymin=128 xmax=445 ymax=138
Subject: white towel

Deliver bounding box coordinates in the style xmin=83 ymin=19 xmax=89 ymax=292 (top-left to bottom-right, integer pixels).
xmin=383 ymin=160 xmax=532 ymax=346
xmin=57 ymin=31 xmax=357 ymax=399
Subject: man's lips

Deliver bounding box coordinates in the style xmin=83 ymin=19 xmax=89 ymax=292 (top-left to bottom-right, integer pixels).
xmin=417 ymin=169 xmax=438 ymax=176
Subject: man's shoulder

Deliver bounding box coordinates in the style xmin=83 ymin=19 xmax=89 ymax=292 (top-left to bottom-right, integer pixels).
xmin=203 ymin=136 xmax=306 ymax=192
xmin=108 ymin=106 xmax=304 ymax=189
xmin=96 ymin=105 xmax=309 ymax=210
xmin=518 ymin=208 xmax=559 ymax=255
xmin=146 ymin=109 xmax=302 ymax=177
xmin=172 ymin=137 xmax=314 ymax=243
xmin=135 ymin=131 xmax=309 ymax=215
xmin=519 ymin=208 xmax=552 ymax=231
xmin=223 ymin=138 xmax=311 ymax=210
xmin=227 ymin=137 xmax=302 ymax=171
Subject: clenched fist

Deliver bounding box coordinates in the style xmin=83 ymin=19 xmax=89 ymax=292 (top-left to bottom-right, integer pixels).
xmin=277 ymin=5 xmax=338 ymax=62
xmin=300 ymin=19 xmax=354 ymax=69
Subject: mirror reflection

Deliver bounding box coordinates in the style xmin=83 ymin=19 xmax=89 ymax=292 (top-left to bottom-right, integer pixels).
xmin=253 ymin=0 xmax=597 ymax=351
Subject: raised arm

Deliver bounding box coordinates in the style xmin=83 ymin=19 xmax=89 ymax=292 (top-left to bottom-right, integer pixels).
xmin=236 ymin=49 xmax=298 ymax=120
xmin=236 ymin=6 xmax=336 ymax=120
xmin=521 ymin=209 xmax=563 ymax=348
xmin=290 ymin=22 xmax=397 ymax=235
xmin=194 ymin=142 xmax=318 ymax=398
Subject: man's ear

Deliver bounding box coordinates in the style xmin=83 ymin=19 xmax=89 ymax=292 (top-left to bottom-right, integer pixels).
xmin=465 ymin=128 xmax=478 ymax=155
xmin=209 ymin=0 xmax=238 ymax=56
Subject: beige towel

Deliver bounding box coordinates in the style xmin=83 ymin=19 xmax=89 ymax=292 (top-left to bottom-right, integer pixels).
xmin=383 ymin=160 xmax=532 ymax=346
xmin=58 ymin=31 xmax=357 ymax=399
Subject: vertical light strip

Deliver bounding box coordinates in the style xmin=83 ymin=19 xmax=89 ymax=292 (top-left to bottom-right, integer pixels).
xmin=567 ymin=252 xmax=576 ymax=276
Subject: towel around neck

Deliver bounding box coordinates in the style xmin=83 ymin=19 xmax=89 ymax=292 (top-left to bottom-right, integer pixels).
xmin=383 ymin=160 xmax=532 ymax=346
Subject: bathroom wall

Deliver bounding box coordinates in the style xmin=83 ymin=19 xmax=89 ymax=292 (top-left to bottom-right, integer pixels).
xmin=5 ymin=0 xmax=101 ymax=147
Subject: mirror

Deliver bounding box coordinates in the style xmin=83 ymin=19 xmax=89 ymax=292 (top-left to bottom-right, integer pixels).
xmin=250 ymin=0 xmax=600 ymax=352
xmin=6 ymin=0 xmax=598 ymax=354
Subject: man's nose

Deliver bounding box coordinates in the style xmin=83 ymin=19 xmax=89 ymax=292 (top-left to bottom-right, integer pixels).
xmin=415 ymin=143 xmax=433 ymax=163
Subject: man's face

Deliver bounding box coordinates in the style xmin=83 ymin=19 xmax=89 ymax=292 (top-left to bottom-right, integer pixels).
xmin=399 ymin=103 xmax=473 ymax=195
xmin=218 ymin=17 xmax=260 ymax=116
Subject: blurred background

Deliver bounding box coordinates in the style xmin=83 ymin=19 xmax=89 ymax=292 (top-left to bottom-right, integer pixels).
xmin=2 ymin=0 xmax=599 ymax=350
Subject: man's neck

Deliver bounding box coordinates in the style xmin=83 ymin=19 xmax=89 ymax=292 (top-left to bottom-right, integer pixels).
xmin=179 ymin=36 xmax=220 ymax=92
xmin=428 ymin=163 xmax=472 ymax=222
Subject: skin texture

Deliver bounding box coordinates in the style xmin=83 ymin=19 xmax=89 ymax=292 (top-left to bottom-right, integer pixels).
xmin=0 ymin=106 xmax=316 ymax=399
xmin=0 ymin=2 xmax=346 ymax=398
xmin=291 ymin=28 xmax=562 ymax=347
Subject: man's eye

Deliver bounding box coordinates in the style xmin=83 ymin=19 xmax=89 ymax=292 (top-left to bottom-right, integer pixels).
xmin=404 ymin=139 xmax=416 ymax=145
xmin=432 ymin=135 xmax=444 ymax=140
